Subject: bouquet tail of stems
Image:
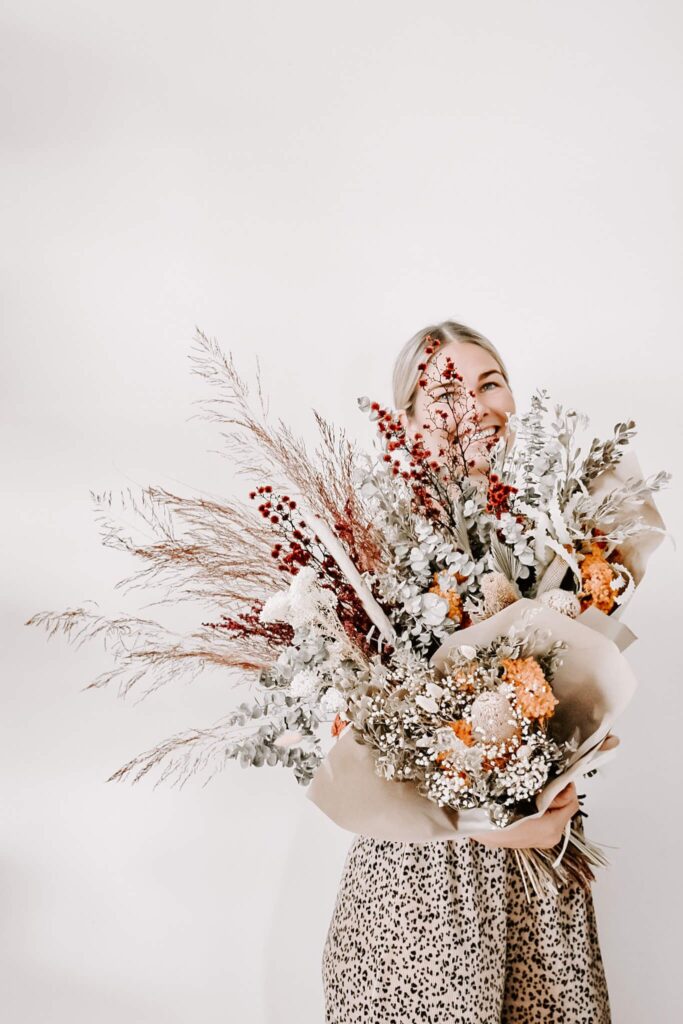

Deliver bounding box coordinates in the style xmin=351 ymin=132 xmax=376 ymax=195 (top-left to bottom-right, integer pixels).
xmin=26 ymin=330 xmax=669 ymax=898
xmin=514 ymin=821 xmax=612 ymax=901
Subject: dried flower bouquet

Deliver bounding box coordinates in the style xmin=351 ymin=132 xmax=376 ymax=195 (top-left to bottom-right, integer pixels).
xmin=26 ymin=330 xmax=668 ymax=897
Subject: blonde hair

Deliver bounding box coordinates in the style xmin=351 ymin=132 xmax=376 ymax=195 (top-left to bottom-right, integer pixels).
xmin=392 ymin=319 xmax=510 ymax=416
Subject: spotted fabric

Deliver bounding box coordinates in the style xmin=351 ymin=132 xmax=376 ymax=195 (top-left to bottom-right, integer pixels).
xmin=322 ymin=832 xmax=611 ymax=1023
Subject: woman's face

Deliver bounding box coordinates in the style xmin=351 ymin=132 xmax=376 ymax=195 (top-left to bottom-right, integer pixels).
xmin=399 ymin=339 xmax=516 ymax=476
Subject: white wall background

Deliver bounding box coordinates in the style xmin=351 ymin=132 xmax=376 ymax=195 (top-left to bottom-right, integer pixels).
xmin=3 ymin=2 xmax=682 ymax=1021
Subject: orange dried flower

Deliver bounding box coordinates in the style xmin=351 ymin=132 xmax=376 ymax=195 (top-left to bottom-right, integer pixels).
xmin=481 ymin=753 xmax=511 ymax=772
xmin=331 ymin=713 xmax=348 ymax=738
xmin=501 ymin=657 xmax=558 ymax=720
xmin=444 ymin=590 xmax=464 ymax=623
xmin=446 ymin=718 xmax=475 ymax=746
xmin=579 ymin=542 xmax=617 ymax=613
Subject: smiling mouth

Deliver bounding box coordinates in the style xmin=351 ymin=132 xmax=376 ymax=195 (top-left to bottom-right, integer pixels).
xmin=470 ymin=426 xmax=500 ymax=443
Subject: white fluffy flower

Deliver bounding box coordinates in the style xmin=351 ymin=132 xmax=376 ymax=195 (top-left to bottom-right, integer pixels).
xmin=480 ymin=572 xmax=521 ymax=617
xmin=319 ymin=687 xmax=347 ymax=715
xmin=259 ymin=591 xmax=292 ymax=624
xmin=538 ymin=588 xmax=581 ymax=618
xmin=289 ymin=668 xmax=321 ymax=698
xmin=259 ymin=566 xmax=336 ymax=629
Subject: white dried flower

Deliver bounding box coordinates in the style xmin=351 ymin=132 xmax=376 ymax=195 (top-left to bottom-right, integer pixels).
xmin=470 ymin=691 xmax=518 ymax=742
xmin=259 ymin=591 xmax=291 ymax=624
xmin=259 ymin=566 xmax=336 ymax=629
xmin=425 ymin=681 xmax=444 ymax=699
xmin=433 ymin=727 xmax=459 ymax=752
xmin=459 ymin=645 xmax=477 ymax=660
xmin=289 ymin=668 xmax=321 ymax=698
xmin=319 ymin=687 xmax=347 ymax=715
xmin=480 ymin=572 xmax=521 ymax=617
xmin=273 ymin=730 xmax=305 ymax=748
xmin=538 ymin=588 xmax=581 ymax=618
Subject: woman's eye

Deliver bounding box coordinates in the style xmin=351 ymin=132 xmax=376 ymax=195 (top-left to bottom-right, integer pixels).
xmin=480 ymin=381 xmax=500 ymax=392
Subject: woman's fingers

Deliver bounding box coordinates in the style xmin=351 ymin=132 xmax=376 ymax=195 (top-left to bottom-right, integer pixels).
xmin=547 ymin=782 xmax=576 ymax=809
xmin=598 ymin=733 xmax=620 ymax=751
xmin=544 ymin=790 xmax=580 ymax=835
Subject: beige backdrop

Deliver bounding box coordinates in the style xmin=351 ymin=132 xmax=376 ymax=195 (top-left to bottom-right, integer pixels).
xmin=3 ymin=1 xmax=682 ymax=1021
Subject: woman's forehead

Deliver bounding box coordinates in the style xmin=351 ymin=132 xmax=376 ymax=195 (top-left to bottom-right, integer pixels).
xmin=429 ymin=339 xmax=500 ymax=375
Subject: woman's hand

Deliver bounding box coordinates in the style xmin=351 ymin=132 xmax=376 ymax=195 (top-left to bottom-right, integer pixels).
xmin=470 ymin=782 xmax=580 ymax=850
xmin=469 ymin=734 xmax=620 ymax=849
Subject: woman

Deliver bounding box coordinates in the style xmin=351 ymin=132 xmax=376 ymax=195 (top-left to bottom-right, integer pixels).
xmin=321 ymin=321 xmax=617 ymax=1024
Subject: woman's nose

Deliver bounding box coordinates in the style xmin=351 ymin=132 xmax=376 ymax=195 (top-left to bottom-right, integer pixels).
xmin=471 ymin=390 xmax=490 ymax=419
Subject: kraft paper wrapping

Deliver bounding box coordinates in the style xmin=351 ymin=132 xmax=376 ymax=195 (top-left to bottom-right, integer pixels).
xmin=306 ymin=601 xmax=638 ymax=840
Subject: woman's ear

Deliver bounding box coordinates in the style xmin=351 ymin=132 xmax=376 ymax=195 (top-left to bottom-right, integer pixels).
xmin=396 ymin=407 xmax=409 ymax=431
xmin=396 ymin=407 xmax=417 ymax=445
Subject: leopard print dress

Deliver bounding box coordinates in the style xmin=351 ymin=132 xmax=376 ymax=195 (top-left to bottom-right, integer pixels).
xmin=321 ymin=831 xmax=611 ymax=1023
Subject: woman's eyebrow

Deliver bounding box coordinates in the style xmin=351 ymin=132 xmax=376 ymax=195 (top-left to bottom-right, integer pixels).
xmin=430 ymin=368 xmax=505 ymax=391
xmin=427 ymin=367 xmax=504 ymax=393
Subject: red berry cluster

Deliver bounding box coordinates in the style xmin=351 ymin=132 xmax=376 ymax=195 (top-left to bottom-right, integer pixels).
xmin=249 ymin=485 xmax=317 ymax=574
xmin=203 ymin=604 xmax=294 ymax=644
xmin=416 ymin=342 xmax=478 ymax=409
xmin=369 ymin=402 xmax=443 ymax=518
xmin=417 ymin=349 xmax=467 ymax=396
xmin=485 ymin=473 xmax=518 ymax=519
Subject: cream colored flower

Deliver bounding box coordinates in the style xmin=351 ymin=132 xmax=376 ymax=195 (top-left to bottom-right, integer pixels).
xmin=428 ymin=574 xmax=464 ymax=624
xmin=470 ymin=691 xmax=519 ymax=742
xmin=320 ymin=687 xmax=347 ymax=715
xmin=538 ymin=588 xmax=581 ymax=618
xmin=480 ymin=572 xmax=521 ymax=618
xmin=259 ymin=566 xmax=336 ymax=628
xmin=289 ymin=668 xmax=321 ymax=698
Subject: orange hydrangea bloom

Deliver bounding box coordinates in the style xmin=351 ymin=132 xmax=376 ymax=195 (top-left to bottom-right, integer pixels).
xmin=579 ymin=542 xmax=617 ymax=613
xmin=501 ymin=657 xmax=558 ymax=720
